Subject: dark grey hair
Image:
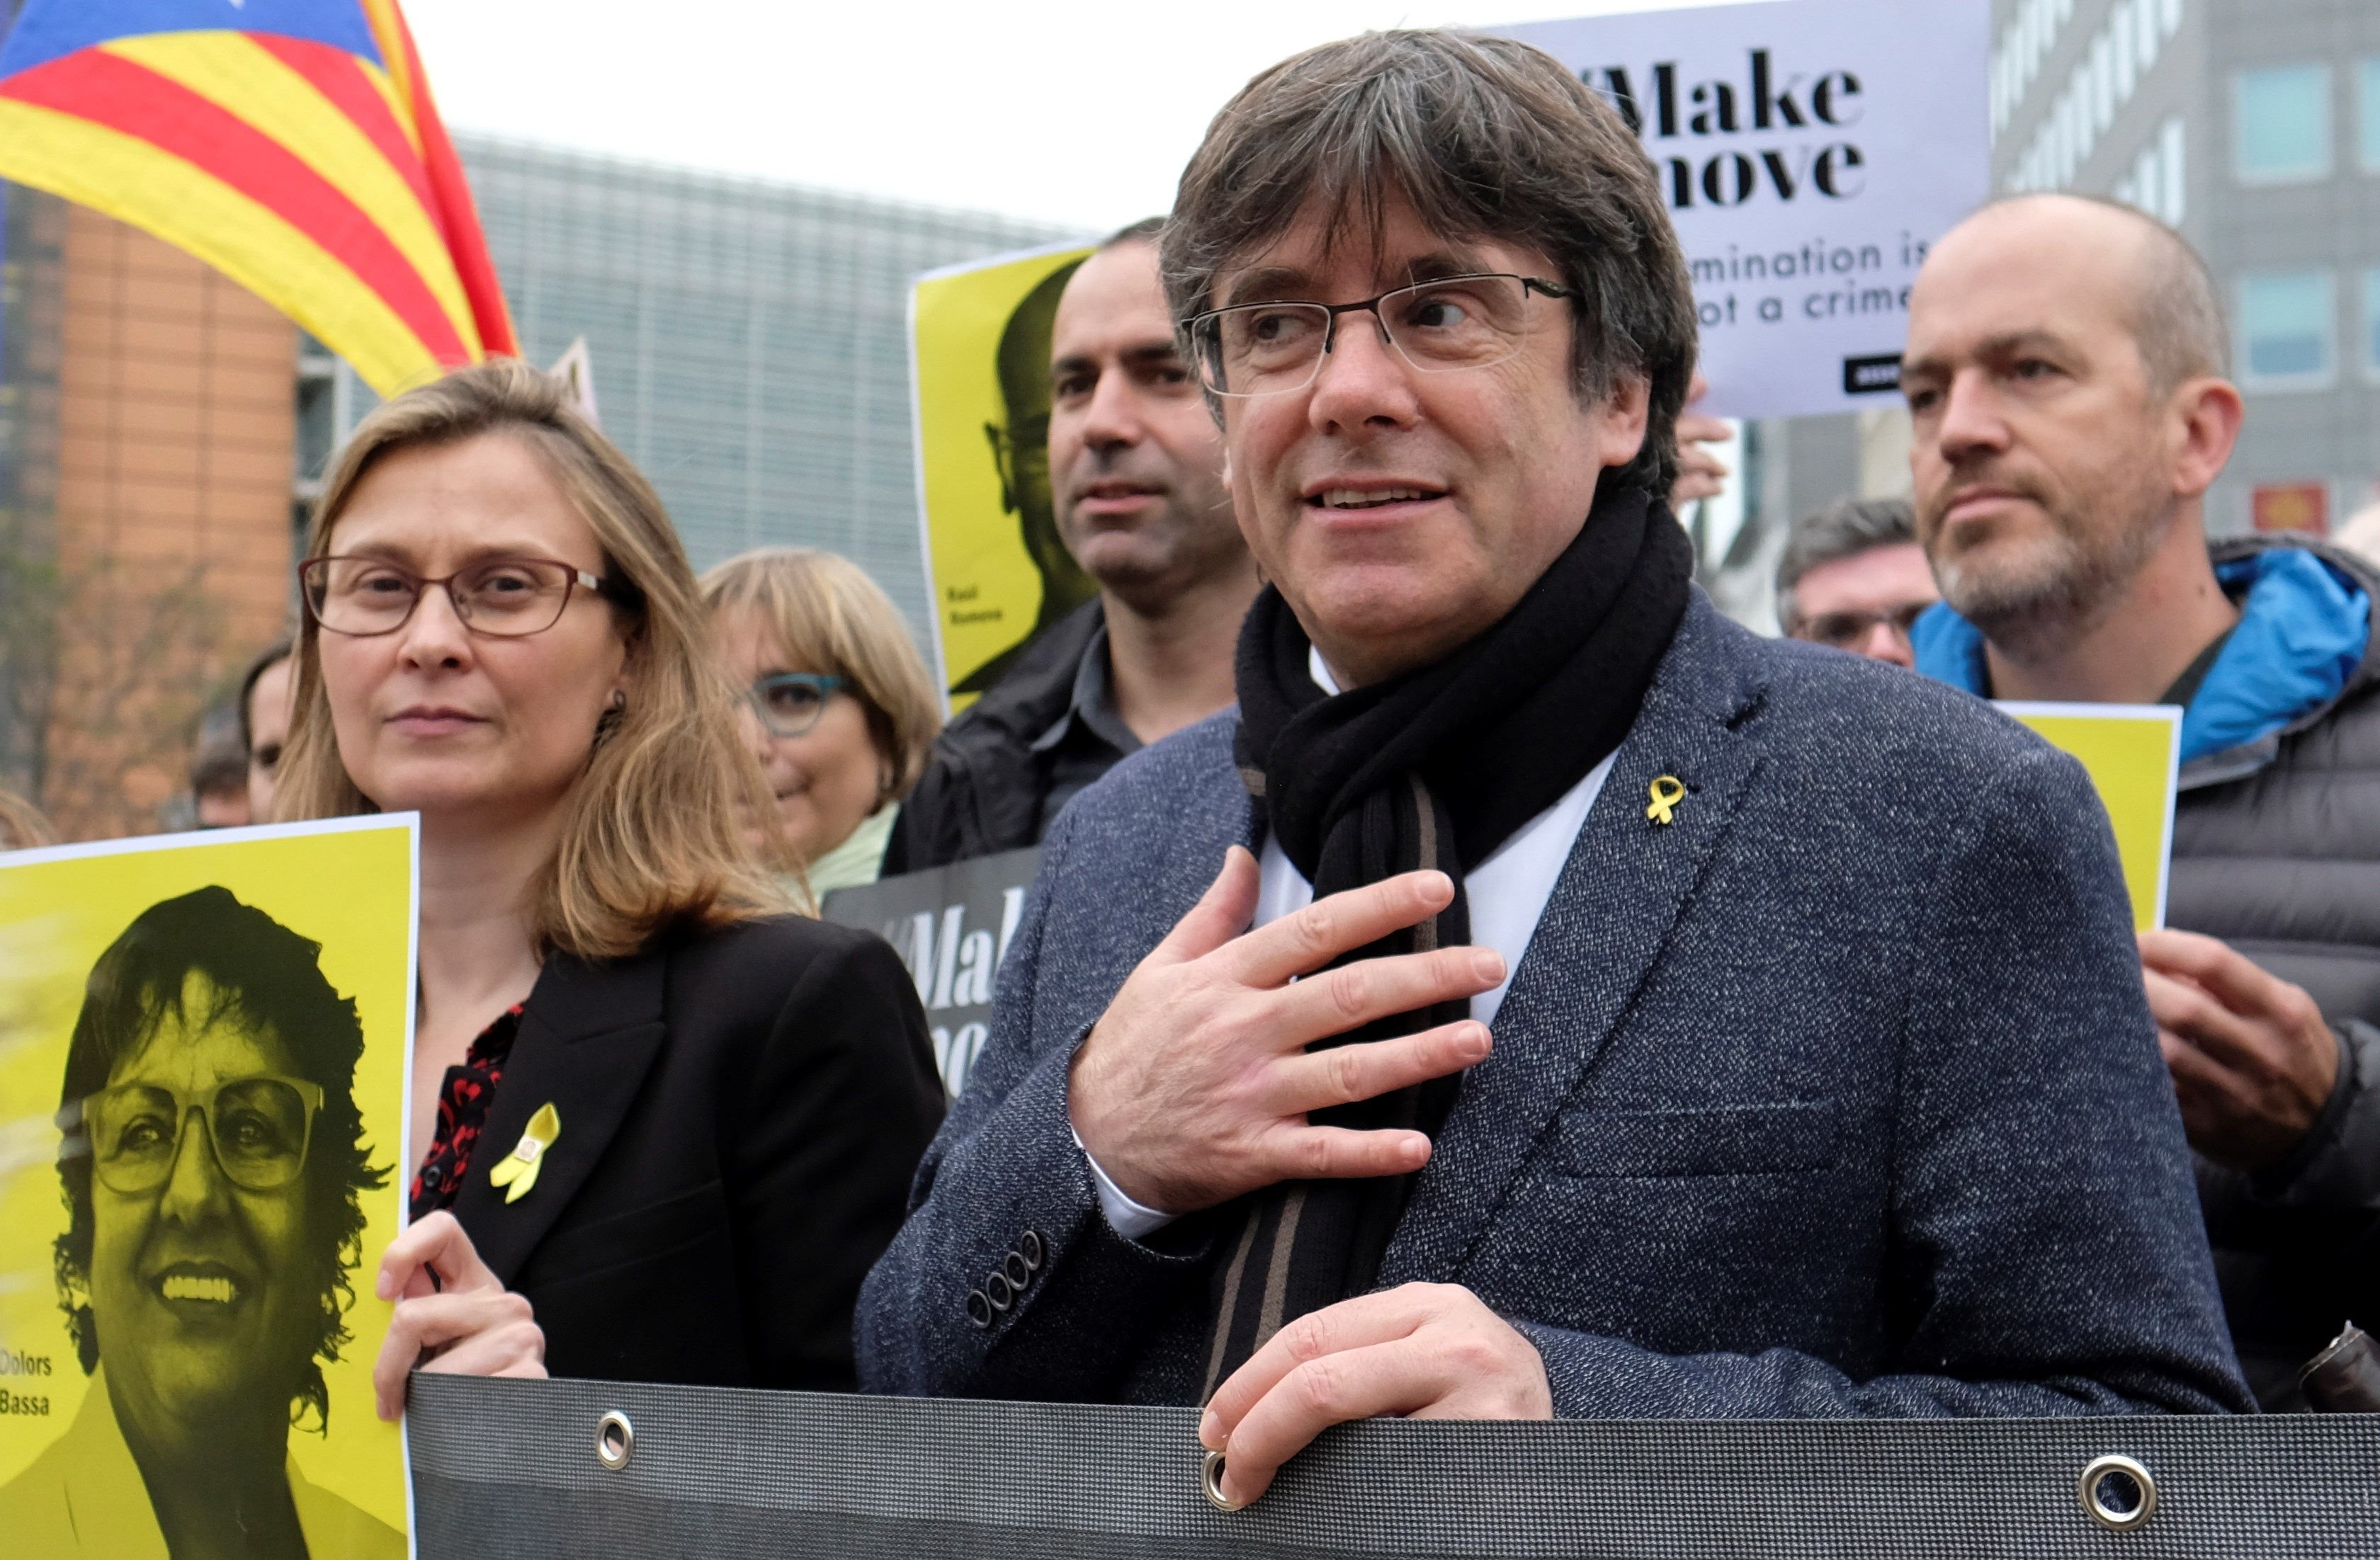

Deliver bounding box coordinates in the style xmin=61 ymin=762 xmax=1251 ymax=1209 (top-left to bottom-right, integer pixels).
xmin=1160 ymin=29 xmax=1696 ymax=498
xmin=1776 ymin=497 xmax=1918 ymax=630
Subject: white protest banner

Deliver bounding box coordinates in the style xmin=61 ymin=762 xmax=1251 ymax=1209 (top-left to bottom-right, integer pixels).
xmin=1500 ymin=0 xmax=1991 ymax=419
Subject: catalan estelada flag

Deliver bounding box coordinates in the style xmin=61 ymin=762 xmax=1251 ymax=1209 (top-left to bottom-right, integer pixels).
xmin=0 ymin=0 xmax=516 ymax=394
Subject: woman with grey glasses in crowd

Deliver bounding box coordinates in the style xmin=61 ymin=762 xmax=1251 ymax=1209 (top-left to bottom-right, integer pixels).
xmin=702 ymin=548 xmax=943 ymax=897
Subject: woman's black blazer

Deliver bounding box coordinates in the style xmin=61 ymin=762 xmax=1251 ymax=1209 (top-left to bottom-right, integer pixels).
xmin=444 ymin=913 xmax=944 ymax=1390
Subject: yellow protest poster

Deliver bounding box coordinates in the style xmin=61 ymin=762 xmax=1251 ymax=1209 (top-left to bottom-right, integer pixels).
xmin=910 ymin=240 xmax=1097 ymax=710
xmin=0 ymin=818 xmax=416 ymax=1558
xmin=1998 ymin=702 xmax=2182 ymax=930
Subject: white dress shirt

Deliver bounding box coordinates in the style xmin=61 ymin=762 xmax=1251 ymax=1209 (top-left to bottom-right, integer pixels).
xmin=1082 ymin=648 xmax=1614 ymax=1238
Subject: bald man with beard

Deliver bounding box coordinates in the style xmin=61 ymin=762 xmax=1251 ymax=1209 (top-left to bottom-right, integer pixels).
xmin=1903 ymin=194 xmax=2380 ymax=1406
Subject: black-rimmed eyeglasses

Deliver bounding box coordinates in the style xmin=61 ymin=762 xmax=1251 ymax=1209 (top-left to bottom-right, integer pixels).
xmin=59 ymin=1074 xmax=324 ymax=1195
xmin=300 ymin=555 xmax=623 ymax=638
xmin=1791 ymin=601 xmax=1934 ymax=651
xmin=1184 ymin=273 xmax=1576 ymax=398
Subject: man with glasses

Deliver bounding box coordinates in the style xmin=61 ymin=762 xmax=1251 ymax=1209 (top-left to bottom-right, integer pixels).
xmin=860 ymin=30 xmax=2248 ymax=1504
xmin=1775 ymin=497 xmax=1938 ymax=668
xmin=886 ymin=219 xmax=1261 ymax=873
xmin=1 ymin=887 xmax=398 ymax=1556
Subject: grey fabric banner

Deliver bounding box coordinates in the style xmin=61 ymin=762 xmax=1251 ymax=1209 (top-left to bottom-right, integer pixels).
xmin=408 ymin=1374 xmax=2380 ymax=1556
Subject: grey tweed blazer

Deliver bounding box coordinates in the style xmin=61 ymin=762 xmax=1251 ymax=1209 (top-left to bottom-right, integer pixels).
xmin=857 ymin=593 xmax=2253 ymax=1418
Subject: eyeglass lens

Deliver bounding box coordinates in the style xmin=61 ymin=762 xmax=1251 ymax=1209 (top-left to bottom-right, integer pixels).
xmin=307 ymin=558 xmax=579 ymax=637
xmin=752 ymin=676 xmax=833 ymax=736
xmin=1197 ymin=275 xmax=1538 ymax=396
xmin=85 ymin=1077 xmax=315 ymax=1194
xmin=1806 ymin=602 xmax=1932 ymax=649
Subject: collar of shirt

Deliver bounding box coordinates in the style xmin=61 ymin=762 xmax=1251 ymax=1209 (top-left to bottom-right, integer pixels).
xmin=1028 ymin=614 xmax=1142 ymax=761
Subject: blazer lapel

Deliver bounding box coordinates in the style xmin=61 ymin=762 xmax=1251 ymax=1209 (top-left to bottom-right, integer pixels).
xmin=446 ymin=946 xmax=669 ymax=1287
xmin=1383 ymin=598 xmax=1769 ymax=1285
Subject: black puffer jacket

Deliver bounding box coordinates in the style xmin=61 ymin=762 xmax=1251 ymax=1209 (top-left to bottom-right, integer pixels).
xmin=2175 ymin=535 xmax=2380 ymax=1405
xmin=883 ymin=600 xmax=1105 ymax=875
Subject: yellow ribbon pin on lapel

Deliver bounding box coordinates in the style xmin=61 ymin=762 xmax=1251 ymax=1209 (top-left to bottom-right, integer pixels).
xmin=488 ymin=1103 xmax=560 ymax=1205
xmin=1646 ymin=775 xmax=1686 ymax=826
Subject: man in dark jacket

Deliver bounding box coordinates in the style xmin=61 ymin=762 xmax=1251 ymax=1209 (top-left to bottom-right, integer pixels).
xmin=885 ymin=222 xmax=1262 ymax=872
xmin=1905 ymin=192 xmax=2380 ymax=1404
xmin=861 ymin=32 xmax=2250 ymax=1511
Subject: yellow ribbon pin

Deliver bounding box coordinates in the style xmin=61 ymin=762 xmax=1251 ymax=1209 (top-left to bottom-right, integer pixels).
xmin=1645 ymin=775 xmax=1686 ymax=826
xmin=488 ymin=1103 xmax=560 ymax=1204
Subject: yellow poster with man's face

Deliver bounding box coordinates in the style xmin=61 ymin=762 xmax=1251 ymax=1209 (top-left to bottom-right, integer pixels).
xmin=910 ymin=241 xmax=1098 ymax=711
xmin=0 ymin=818 xmax=416 ymax=1559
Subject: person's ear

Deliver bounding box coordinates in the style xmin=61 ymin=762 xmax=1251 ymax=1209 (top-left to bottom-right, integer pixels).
xmin=984 ymin=422 xmax=1018 ymax=514
xmin=1595 ymin=373 xmax=1652 ymax=469
xmin=2169 ymin=376 xmax=2243 ymax=500
xmin=592 ymin=685 xmax=629 ymax=748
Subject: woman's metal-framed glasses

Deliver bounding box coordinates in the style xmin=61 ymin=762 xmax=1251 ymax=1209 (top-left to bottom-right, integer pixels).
xmin=59 ymin=1074 xmax=325 ymax=1195
xmin=1185 ymin=273 xmax=1577 ymax=398
xmin=749 ymin=672 xmax=848 ymax=738
xmin=300 ymin=555 xmax=620 ymax=638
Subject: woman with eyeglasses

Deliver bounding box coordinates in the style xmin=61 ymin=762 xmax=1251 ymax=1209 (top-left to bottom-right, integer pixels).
xmin=271 ymin=359 xmax=944 ymax=1416
xmin=701 ymin=548 xmax=942 ymax=898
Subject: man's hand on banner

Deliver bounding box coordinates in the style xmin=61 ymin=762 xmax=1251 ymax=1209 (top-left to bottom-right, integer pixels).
xmin=1068 ymin=847 xmax=1503 ymax=1215
xmin=372 ymin=1210 xmax=549 ymax=1421
xmin=1670 ymin=372 xmax=1730 ymax=509
xmin=1198 ymin=1282 xmax=1551 ymax=1508
xmin=2141 ymin=928 xmax=2340 ymax=1172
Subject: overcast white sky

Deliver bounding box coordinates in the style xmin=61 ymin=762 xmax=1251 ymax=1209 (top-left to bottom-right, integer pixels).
xmin=403 ymin=0 xmax=1731 ymax=232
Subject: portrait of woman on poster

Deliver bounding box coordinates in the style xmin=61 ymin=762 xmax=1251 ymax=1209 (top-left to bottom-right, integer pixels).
xmin=0 ymin=888 xmax=402 ymax=1559
xmin=269 ymin=359 xmax=945 ymax=1412
xmin=701 ymin=547 xmax=943 ymax=897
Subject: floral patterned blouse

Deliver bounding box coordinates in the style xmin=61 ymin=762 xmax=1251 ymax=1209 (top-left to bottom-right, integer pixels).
xmin=409 ymin=1004 xmax=525 ymax=1221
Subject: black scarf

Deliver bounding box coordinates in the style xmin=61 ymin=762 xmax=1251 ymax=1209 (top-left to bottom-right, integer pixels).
xmin=1202 ymin=484 xmax=1694 ymax=1395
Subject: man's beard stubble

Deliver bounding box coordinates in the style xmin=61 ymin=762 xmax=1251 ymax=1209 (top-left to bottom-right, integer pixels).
xmin=1925 ymin=460 xmax=2168 ymax=662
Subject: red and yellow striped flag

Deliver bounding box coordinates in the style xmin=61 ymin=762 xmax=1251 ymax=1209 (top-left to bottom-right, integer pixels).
xmin=0 ymin=0 xmax=516 ymax=394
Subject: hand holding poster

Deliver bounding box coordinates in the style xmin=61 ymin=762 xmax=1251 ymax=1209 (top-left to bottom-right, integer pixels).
xmin=1500 ymin=0 xmax=1991 ymax=419
xmin=0 ymin=819 xmax=416 ymax=1558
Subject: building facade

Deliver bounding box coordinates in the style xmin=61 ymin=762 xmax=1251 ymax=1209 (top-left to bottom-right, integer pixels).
xmin=0 ymin=186 xmax=298 ymax=839
xmin=1995 ymin=0 xmax=2380 ymax=535
xmin=443 ymin=137 xmax=1073 ymax=637
xmin=4 ymin=125 xmax=1066 ymax=838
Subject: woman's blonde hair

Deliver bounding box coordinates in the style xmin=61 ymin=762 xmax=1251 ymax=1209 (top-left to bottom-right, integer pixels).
xmin=276 ymin=358 xmax=790 ymax=959
xmin=699 ymin=547 xmax=944 ymax=801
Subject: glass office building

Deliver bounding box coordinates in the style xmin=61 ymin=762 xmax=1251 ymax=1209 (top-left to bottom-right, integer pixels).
xmin=1993 ymin=0 xmax=2380 ymax=535
xmin=450 ymin=136 xmax=1075 ymax=636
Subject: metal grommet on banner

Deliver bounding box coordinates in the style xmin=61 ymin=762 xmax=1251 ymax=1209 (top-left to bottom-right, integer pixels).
xmin=595 ymin=1411 xmax=635 ymax=1472
xmin=2077 ymin=1454 xmax=2157 ymax=1531
xmin=1200 ymin=1450 xmax=1234 ymax=1512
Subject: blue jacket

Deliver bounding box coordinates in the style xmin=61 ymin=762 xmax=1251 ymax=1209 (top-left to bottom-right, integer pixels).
xmin=1910 ymin=543 xmax=2368 ymax=768
xmin=857 ymin=594 xmax=2252 ymax=1417
xmin=1915 ymin=536 xmax=2380 ymax=1404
